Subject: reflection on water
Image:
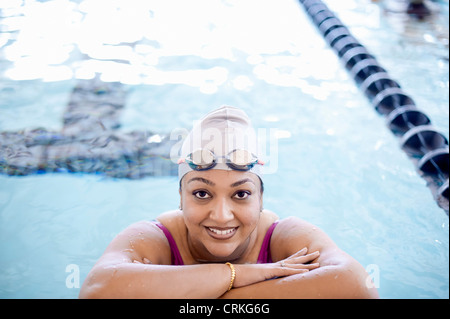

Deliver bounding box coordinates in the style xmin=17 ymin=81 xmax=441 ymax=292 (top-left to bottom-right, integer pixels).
xmin=2 ymin=0 xmax=319 ymax=86
xmin=1 ymin=0 xmax=447 ymax=126
xmin=1 ymin=0 xmax=448 ymax=125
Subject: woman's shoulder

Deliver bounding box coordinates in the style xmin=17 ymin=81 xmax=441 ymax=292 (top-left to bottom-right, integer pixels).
xmin=114 ymin=210 xmax=182 ymax=246
xmin=155 ymin=209 xmax=186 ymax=233
xmin=114 ymin=215 xmax=178 ymax=248
xmin=120 ymin=210 xmax=184 ymax=242
xmin=275 ymin=216 xmax=333 ymax=243
xmin=275 ymin=216 xmax=319 ymax=233
xmin=262 ymin=212 xmax=313 ymax=232
xmin=260 ymin=209 xmax=279 ymax=224
xmin=270 ymin=215 xmax=334 ymax=260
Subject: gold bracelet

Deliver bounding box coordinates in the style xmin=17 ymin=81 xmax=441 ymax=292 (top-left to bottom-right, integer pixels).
xmin=225 ymin=262 xmax=236 ymax=291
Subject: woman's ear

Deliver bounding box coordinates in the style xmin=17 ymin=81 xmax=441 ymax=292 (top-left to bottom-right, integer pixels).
xmin=178 ymin=189 xmax=183 ymax=211
xmin=259 ymin=179 xmax=264 ymax=212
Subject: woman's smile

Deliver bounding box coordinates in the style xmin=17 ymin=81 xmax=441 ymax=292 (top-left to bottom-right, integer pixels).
xmin=205 ymin=226 xmax=239 ymax=240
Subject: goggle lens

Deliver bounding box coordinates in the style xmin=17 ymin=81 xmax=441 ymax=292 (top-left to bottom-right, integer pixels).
xmin=227 ymin=149 xmax=258 ymax=171
xmin=186 ymin=149 xmax=216 ymax=170
xmin=181 ymin=149 xmax=261 ymax=171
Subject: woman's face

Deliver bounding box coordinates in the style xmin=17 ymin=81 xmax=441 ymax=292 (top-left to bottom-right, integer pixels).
xmin=180 ymin=169 xmax=263 ymax=262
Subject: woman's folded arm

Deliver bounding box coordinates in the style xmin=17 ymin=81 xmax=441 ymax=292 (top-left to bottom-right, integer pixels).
xmin=79 ymin=260 xmax=232 ymax=299
xmin=220 ymin=260 xmax=378 ymax=299
xmin=219 ymin=217 xmax=379 ymax=299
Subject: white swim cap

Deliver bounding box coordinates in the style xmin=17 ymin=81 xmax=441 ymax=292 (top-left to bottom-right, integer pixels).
xmin=178 ymin=106 xmax=263 ymax=182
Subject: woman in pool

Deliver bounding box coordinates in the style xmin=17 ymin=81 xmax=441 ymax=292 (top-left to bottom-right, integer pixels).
xmin=79 ymin=106 xmax=379 ymax=299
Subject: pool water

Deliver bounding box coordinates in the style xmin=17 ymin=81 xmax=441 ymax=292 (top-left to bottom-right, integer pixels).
xmin=0 ymin=0 xmax=448 ymax=298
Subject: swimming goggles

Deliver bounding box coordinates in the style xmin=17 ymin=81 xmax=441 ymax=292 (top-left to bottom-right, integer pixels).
xmin=178 ymin=149 xmax=264 ymax=171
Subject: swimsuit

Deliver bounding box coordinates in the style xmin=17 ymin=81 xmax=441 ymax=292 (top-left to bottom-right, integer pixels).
xmin=154 ymin=221 xmax=279 ymax=265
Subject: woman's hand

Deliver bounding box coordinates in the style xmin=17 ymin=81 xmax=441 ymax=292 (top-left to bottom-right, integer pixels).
xmin=233 ymin=248 xmax=320 ymax=288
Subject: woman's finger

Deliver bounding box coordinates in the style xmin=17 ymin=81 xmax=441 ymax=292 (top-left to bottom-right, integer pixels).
xmin=282 ymin=251 xmax=319 ymax=266
xmin=285 ymin=248 xmax=308 ymax=260
xmin=292 ymin=251 xmax=320 ymax=264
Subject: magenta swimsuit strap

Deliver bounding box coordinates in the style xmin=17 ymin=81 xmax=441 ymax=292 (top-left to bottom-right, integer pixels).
xmin=154 ymin=222 xmax=184 ymax=265
xmin=154 ymin=220 xmax=279 ymax=265
xmin=257 ymin=221 xmax=279 ymax=264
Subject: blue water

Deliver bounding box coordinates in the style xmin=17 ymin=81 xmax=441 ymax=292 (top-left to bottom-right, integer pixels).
xmin=0 ymin=0 xmax=448 ymax=298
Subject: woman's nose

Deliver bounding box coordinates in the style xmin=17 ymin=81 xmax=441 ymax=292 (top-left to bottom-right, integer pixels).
xmin=210 ymin=198 xmax=234 ymax=223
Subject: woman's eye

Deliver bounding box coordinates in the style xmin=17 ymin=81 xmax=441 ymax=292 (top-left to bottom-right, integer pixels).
xmin=233 ymin=191 xmax=250 ymax=200
xmin=193 ymin=190 xmax=211 ymax=199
